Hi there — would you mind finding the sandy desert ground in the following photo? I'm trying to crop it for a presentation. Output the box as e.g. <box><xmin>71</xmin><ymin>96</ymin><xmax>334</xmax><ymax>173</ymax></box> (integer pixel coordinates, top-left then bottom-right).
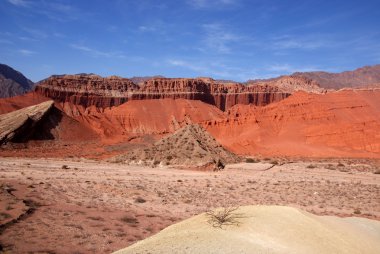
<box><xmin>0</xmin><ymin>157</ymin><xmax>379</xmax><ymax>253</ymax></box>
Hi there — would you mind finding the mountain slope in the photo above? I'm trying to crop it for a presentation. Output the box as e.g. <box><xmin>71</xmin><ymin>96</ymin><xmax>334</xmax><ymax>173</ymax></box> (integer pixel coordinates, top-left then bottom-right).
<box><xmin>293</xmin><ymin>64</ymin><xmax>380</xmax><ymax>89</ymax></box>
<box><xmin>0</xmin><ymin>64</ymin><xmax>34</xmax><ymax>98</ymax></box>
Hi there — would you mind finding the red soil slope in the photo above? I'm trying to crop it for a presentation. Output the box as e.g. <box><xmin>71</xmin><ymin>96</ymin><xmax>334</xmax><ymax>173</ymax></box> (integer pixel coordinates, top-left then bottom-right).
<box><xmin>205</xmin><ymin>89</ymin><xmax>380</xmax><ymax>158</ymax></box>
<box><xmin>0</xmin><ymin>92</ymin><xmax>49</xmax><ymax>114</ymax></box>
<box><xmin>63</xmin><ymin>98</ymin><xmax>226</xmax><ymax>142</ymax></box>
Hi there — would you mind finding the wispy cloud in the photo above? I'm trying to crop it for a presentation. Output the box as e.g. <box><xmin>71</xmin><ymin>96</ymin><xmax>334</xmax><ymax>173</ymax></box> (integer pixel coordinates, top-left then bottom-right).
<box><xmin>70</xmin><ymin>44</ymin><xmax>125</xmax><ymax>58</ymax></box>
<box><xmin>137</xmin><ymin>20</ymin><xmax>170</xmax><ymax>36</ymax></box>
<box><xmin>18</xmin><ymin>49</ymin><xmax>36</xmax><ymax>56</ymax></box>
<box><xmin>266</xmin><ymin>64</ymin><xmax>321</xmax><ymax>73</ymax></box>
<box><xmin>8</xmin><ymin>0</ymin><xmax>80</xmax><ymax>22</ymax></box>
<box><xmin>201</xmin><ymin>23</ymin><xmax>242</xmax><ymax>53</ymax></box>
<box><xmin>168</xmin><ymin>59</ymin><xmax>203</xmax><ymax>72</ymax></box>
<box><xmin>271</xmin><ymin>35</ymin><xmax>328</xmax><ymax>50</ymax></box>
<box><xmin>138</xmin><ymin>25</ymin><xmax>157</xmax><ymax>32</ymax></box>
<box><xmin>167</xmin><ymin>58</ymin><xmax>255</xmax><ymax>81</ymax></box>
<box><xmin>8</xmin><ymin>0</ymin><xmax>29</xmax><ymax>7</ymax></box>
<box><xmin>187</xmin><ymin>0</ymin><xmax>238</xmax><ymax>9</ymax></box>
<box><xmin>168</xmin><ymin>58</ymin><xmax>325</xmax><ymax>81</ymax></box>
<box><xmin>21</xmin><ymin>27</ymin><xmax>48</xmax><ymax>40</ymax></box>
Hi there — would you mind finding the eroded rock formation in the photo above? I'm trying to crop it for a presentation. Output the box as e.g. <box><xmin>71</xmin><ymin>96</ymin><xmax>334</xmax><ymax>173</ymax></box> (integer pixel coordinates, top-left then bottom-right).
<box><xmin>35</xmin><ymin>74</ymin><xmax>324</xmax><ymax>111</ymax></box>
<box><xmin>113</xmin><ymin>124</ymin><xmax>240</xmax><ymax>169</ymax></box>
<box><xmin>0</xmin><ymin>101</ymin><xmax>54</xmax><ymax>144</ymax></box>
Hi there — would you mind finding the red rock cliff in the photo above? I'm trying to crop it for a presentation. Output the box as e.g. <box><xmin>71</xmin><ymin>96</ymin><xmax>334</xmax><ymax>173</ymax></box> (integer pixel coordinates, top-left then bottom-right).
<box><xmin>35</xmin><ymin>74</ymin><xmax>323</xmax><ymax>111</ymax></box>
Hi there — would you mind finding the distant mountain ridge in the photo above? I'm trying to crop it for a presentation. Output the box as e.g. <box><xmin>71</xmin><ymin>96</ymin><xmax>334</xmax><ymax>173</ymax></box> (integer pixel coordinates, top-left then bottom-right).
<box><xmin>248</xmin><ymin>64</ymin><xmax>380</xmax><ymax>89</ymax></box>
<box><xmin>0</xmin><ymin>64</ymin><xmax>34</xmax><ymax>98</ymax></box>
<box><xmin>292</xmin><ymin>65</ymin><xmax>380</xmax><ymax>89</ymax></box>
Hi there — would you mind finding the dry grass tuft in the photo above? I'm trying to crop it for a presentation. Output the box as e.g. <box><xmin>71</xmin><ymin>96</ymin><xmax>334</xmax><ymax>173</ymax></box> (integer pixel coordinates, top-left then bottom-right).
<box><xmin>206</xmin><ymin>206</ymin><xmax>244</xmax><ymax>228</ymax></box>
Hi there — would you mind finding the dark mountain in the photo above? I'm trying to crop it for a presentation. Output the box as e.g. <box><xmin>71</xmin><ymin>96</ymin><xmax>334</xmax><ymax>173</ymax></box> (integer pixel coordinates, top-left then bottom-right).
<box><xmin>0</xmin><ymin>64</ymin><xmax>34</xmax><ymax>98</ymax></box>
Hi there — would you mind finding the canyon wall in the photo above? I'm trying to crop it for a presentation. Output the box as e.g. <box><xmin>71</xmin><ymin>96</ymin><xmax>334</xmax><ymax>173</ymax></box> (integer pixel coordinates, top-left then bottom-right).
<box><xmin>35</xmin><ymin>75</ymin><xmax>323</xmax><ymax>111</ymax></box>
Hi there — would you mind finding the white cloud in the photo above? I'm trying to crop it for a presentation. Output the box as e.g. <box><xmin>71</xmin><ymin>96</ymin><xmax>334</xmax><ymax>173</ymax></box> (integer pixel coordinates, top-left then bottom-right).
<box><xmin>138</xmin><ymin>25</ymin><xmax>156</xmax><ymax>32</ymax></box>
<box><xmin>8</xmin><ymin>0</ymin><xmax>29</xmax><ymax>7</ymax></box>
<box><xmin>8</xmin><ymin>0</ymin><xmax>80</xmax><ymax>22</ymax></box>
<box><xmin>201</xmin><ymin>23</ymin><xmax>242</xmax><ymax>53</ymax></box>
<box><xmin>167</xmin><ymin>58</ymin><xmax>255</xmax><ymax>81</ymax></box>
<box><xmin>270</xmin><ymin>34</ymin><xmax>330</xmax><ymax>50</ymax></box>
<box><xmin>187</xmin><ymin>0</ymin><xmax>237</xmax><ymax>9</ymax></box>
<box><xmin>168</xmin><ymin>59</ymin><xmax>203</xmax><ymax>72</ymax></box>
<box><xmin>18</xmin><ymin>49</ymin><xmax>36</xmax><ymax>56</ymax></box>
<box><xmin>70</xmin><ymin>44</ymin><xmax>125</xmax><ymax>58</ymax></box>
<box><xmin>266</xmin><ymin>64</ymin><xmax>320</xmax><ymax>74</ymax></box>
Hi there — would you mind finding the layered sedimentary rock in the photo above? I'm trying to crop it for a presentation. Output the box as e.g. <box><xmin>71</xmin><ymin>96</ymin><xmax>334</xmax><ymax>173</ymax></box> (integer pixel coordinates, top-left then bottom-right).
<box><xmin>205</xmin><ymin>89</ymin><xmax>380</xmax><ymax>158</ymax></box>
<box><xmin>0</xmin><ymin>101</ymin><xmax>54</xmax><ymax>144</ymax></box>
<box><xmin>35</xmin><ymin>74</ymin><xmax>323</xmax><ymax>111</ymax></box>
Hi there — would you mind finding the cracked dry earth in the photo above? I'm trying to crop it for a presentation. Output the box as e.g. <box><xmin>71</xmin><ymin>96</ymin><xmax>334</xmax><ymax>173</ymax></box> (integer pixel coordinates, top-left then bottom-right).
<box><xmin>0</xmin><ymin>158</ymin><xmax>379</xmax><ymax>253</ymax></box>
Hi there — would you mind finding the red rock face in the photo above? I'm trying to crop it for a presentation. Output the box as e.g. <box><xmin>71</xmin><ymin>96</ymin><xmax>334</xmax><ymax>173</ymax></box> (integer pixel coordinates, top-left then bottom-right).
<box><xmin>205</xmin><ymin>89</ymin><xmax>380</xmax><ymax>158</ymax></box>
<box><xmin>35</xmin><ymin>75</ymin><xmax>323</xmax><ymax>111</ymax></box>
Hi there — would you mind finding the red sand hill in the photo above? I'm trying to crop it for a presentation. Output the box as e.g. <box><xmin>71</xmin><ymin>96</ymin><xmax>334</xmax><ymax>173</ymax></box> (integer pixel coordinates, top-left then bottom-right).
<box><xmin>35</xmin><ymin>75</ymin><xmax>323</xmax><ymax>111</ymax></box>
<box><xmin>0</xmin><ymin>92</ymin><xmax>50</xmax><ymax>114</ymax></box>
<box><xmin>56</xmin><ymin>98</ymin><xmax>226</xmax><ymax>142</ymax></box>
<box><xmin>205</xmin><ymin>89</ymin><xmax>380</xmax><ymax>158</ymax></box>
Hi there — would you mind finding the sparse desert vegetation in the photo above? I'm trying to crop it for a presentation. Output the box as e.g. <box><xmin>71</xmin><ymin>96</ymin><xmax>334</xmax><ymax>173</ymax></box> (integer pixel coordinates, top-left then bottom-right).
<box><xmin>0</xmin><ymin>157</ymin><xmax>379</xmax><ymax>253</ymax></box>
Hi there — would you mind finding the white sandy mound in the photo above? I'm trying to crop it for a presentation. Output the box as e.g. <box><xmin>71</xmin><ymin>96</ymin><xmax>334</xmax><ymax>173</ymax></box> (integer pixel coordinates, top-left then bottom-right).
<box><xmin>114</xmin><ymin>205</ymin><xmax>380</xmax><ymax>254</ymax></box>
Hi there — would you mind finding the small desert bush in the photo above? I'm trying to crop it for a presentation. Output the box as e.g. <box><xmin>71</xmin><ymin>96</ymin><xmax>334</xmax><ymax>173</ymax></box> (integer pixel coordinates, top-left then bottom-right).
<box><xmin>353</xmin><ymin>208</ymin><xmax>361</xmax><ymax>215</ymax></box>
<box><xmin>206</xmin><ymin>207</ymin><xmax>243</xmax><ymax>228</ymax></box>
<box><xmin>121</xmin><ymin>216</ymin><xmax>138</xmax><ymax>224</ymax></box>
<box><xmin>307</xmin><ymin>164</ymin><xmax>316</xmax><ymax>169</ymax></box>
<box><xmin>0</xmin><ymin>212</ymin><xmax>11</xmax><ymax>219</ymax></box>
<box><xmin>271</xmin><ymin>160</ymin><xmax>279</xmax><ymax>165</ymax></box>
<box><xmin>62</xmin><ymin>165</ymin><xmax>69</xmax><ymax>169</ymax></box>
<box><xmin>134</xmin><ymin>197</ymin><xmax>146</xmax><ymax>203</ymax></box>
<box><xmin>245</xmin><ymin>158</ymin><xmax>258</xmax><ymax>163</ymax></box>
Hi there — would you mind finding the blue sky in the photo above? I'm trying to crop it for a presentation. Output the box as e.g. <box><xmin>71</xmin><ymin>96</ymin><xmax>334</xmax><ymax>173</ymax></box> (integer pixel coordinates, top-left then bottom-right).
<box><xmin>1</xmin><ymin>0</ymin><xmax>379</xmax><ymax>82</ymax></box>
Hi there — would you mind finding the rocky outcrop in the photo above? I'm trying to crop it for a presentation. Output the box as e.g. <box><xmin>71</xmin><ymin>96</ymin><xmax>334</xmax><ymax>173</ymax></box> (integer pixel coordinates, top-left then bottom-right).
<box><xmin>113</xmin><ymin>124</ymin><xmax>240</xmax><ymax>169</ymax></box>
<box><xmin>0</xmin><ymin>101</ymin><xmax>54</xmax><ymax>144</ymax></box>
<box><xmin>0</xmin><ymin>64</ymin><xmax>34</xmax><ymax>98</ymax></box>
<box><xmin>35</xmin><ymin>75</ymin><xmax>323</xmax><ymax>111</ymax></box>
